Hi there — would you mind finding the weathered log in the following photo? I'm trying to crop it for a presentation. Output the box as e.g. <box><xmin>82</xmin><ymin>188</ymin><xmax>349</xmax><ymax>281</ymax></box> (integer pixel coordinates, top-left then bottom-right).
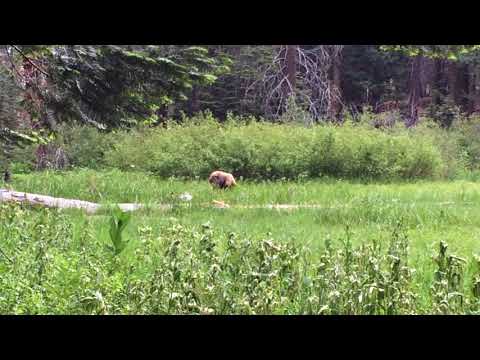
<box><xmin>0</xmin><ymin>188</ymin><xmax>150</xmax><ymax>214</ymax></box>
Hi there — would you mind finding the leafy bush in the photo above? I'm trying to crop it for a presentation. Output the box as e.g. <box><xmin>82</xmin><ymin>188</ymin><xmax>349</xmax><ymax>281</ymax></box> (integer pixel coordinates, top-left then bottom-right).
<box><xmin>105</xmin><ymin>112</ymin><xmax>445</xmax><ymax>181</ymax></box>
<box><xmin>7</xmin><ymin>123</ymin><xmax>117</xmax><ymax>172</ymax></box>
<box><xmin>8</xmin><ymin>112</ymin><xmax>476</xmax><ymax>181</ymax></box>
<box><xmin>451</xmin><ymin>116</ymin><xmax>480</xmax><ymax>171</ymax></box>
<box><xmin>52</xmin><ymin>124</ymin><xmax>117</xmax><ymax>169</ymax></box>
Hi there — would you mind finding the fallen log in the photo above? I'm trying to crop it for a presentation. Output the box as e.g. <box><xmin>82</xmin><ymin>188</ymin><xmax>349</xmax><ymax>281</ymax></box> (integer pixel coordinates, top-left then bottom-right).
<box><xmin>0</xmin><ymin>188</ymin><xmax>152</xmax><ymax>214</ymax></box>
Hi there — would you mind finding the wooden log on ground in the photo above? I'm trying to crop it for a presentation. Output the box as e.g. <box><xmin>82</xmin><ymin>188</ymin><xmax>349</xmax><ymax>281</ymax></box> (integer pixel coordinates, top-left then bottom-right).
<box><xmin>0</xmin><ymin>188</ymin><xmax>151</xmax><ymax>214</ymax></box>
<box><xmin>1</xmin><ymin>188</ymin><xmax>98</xmax><ymax>213</ymax></box>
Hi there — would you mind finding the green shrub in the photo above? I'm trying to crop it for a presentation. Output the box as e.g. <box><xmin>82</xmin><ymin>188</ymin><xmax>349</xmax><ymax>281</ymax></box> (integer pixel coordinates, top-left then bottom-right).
<box><xmin>54</xmin><ymin>124</ymin><xmax>117</xmax><ymax>169</ymax></box>
<box><xmin>7</xmin><ymin>112</ymin><xmax>471</xmax><ymax>181</ymax></box>
<box><xmin>7</xmin><ymin>123</ymin><xmax>117</xmax><ymax>172</ymax></box>
<box><xmin>451</xmin><ymin>116</ymin><xmax>480</xmax><ymax>171</ymax></box>
<box><xmin>104</xmin><ymin>113</ymin><xmax>446</xmax><ymax>181</ymax></box>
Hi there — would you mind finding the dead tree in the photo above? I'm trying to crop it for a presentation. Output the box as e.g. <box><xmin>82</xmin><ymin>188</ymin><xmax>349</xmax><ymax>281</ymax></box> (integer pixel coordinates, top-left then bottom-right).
<box><xmin>261</xmin><ymin>45</ymin><xmax>344</xmax><ymax>123</ymax></box>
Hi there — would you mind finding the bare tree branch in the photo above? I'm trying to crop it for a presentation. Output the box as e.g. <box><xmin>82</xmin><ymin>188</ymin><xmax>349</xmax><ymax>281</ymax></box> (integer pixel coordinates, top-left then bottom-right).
<box><xmin>4</xmin><ymin>46</ymin><xmax>24</xmax><ymax>82</ymax></box>
<box><xmin>260</xmin><ymin>45</ymin><xmax>344</xmax><ymax>122</ymax></box>
<box><xmin>10</xmin><ymin>45</ymin><xmax>50</xmax><ymax>77</ymax></box>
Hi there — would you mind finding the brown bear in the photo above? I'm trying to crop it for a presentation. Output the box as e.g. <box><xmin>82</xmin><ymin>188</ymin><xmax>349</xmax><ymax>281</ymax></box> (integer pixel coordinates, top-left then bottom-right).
<box><xmin>208</xmin><ymin>170</ymin><xmax>237</xmax><ymax>189</ymax></box>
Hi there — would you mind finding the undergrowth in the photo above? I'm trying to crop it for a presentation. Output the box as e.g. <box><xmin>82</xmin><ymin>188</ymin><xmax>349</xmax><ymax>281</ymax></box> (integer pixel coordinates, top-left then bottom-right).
<box><xmin>1</xmin><ymin>203</ymin><xmax>479</xmax><ymax>314</ymax></box>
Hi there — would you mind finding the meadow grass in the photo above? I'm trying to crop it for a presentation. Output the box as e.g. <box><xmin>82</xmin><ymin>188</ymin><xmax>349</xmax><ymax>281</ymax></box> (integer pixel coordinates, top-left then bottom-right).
<box><xmin>2</xmin><ymin>169</ymin><xmax>480</xmax><ymax>314</ymax></box>
<box><xmin>5</xmin><ymin>169</ymin><xmax>480</xmax><ymax>268</ymax></box>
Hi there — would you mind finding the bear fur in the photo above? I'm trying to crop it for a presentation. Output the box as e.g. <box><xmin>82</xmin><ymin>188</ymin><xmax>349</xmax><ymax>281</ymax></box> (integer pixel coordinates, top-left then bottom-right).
<box><xmin>208</xmin><ymin>170</ymin><xmax>237</xmax><ymax>189</ymax></box>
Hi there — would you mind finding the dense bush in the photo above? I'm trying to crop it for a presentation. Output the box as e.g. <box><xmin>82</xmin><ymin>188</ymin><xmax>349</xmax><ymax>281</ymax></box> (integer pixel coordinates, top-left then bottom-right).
<box><xmin>1</xmin><ymin>203</ymin><xmax>479</xmax><ymax>315</ymax></box>
<box><xmin>9</xmin><ymin>112</ymin><xmax>480</xmax><ymax>181</ymax></box>
<box><xmin>8</xmin><ymin>123</ymin><xmax>116</xmax><ymax>172</ymax></box>
<box><xmin>451</xmin><ymin>116</ymin><xmax>480</xmax><ymax>170</ymax></box>
<box><xmin>391</xmin><ymin>118</ymin><xmax>468</xmax><ymax>179</ymax></box>
<box><xmin>104</xmin><ymin>113</ymin><xmax>445</xmax><ymax>181</ymax></box>
<box><xmin>53</xmin><ymin>124</ymin><xmax>117</xmax><ymax>169</ymax></box>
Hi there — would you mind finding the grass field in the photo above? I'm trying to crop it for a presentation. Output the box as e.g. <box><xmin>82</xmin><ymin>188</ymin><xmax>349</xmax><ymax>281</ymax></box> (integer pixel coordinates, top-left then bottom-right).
<box><xmin>2</xmin><ymin>169</ymin><xmax>480</xmax><ymax>314</ymax></box>
<box><xmin>7</xmin><ymin>169</ymin><xmax>480</xmax><ymax>255</ymax></box>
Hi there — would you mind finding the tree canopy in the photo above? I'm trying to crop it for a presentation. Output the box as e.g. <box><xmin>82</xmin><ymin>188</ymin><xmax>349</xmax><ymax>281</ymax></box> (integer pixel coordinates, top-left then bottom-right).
<box><xmin>3</xmin><ymin>44</ymin><xmax>480</xmax><ymax>141</ymax></box>
<box><xmin>10</xmin><ymin>45</ymin><xmax>232</xmax><ymax>130</ymax></box>
<box><xmin>381</xmin><ymin>45</ymin><xmax>480</xmax><ymax>60</ymax></box>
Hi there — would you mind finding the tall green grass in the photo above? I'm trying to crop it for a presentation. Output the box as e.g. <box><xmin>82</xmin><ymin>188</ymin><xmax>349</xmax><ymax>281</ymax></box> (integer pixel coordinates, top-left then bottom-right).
<box><xmin>7</xmin><ymin>168</ymin><xmax>480</xmax><ymax>206</ymax></box>
<box><xmin>5</xmin><ymin>169</ymin><xmax>480</xmax><ymax>275</ymax></box>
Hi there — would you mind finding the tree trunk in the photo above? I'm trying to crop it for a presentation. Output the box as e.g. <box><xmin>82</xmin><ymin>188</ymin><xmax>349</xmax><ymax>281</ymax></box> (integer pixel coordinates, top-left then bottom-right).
<box><xmin>474</xmin><ymin>65</ymin><xmax>480</xmax><ymax>112</ymax></box>
<box><xmin>456</xmin><ymin>63</ymin><xmax>469</xmax><ymax>111</ymax></box>
<box><xmin>415</xmin><ymin>56</ymin><xmax>435</xmax><ymax>99</ymax></box>
<box><xmin>467</xmin><ymin>63</ymin><xmax>476</xmax><ymax>113</ymax></box>
<box><xmin>446</xmin><ymin>60</ymin><xmax>459</xmax><ymax>105</ymax></box>
<box><xmin>407</xmin><ymin>56</ymin><xmax>423</xmax><ymax>126</ymax></box>
<box><xmin>189</xmin><ymin>86</ymin><xmax>200</xmax><ymax>115</ymax></box>
<box><xmin>283</xmin><ymin>45</ymin><xmax>297</xmax><ymax>98</ymax></box>
<box><xmin>432</xmin><ymin>59</ymin><xmax>444</xmax><ymax>106</ymax></box>
<box><xmin>328</xmin><ymin>53</ymin><xmax>343</xmax><ymax>120</ymax></box>
<box><xmin>3</xmin><ymin>169</ymin><xmax>11</xmax><ymax>183</ymax></box>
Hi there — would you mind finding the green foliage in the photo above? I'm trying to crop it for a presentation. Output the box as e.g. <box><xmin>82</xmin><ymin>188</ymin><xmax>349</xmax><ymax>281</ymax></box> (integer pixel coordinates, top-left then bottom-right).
<box><xmin>381</xmin><ymin>45</ymin><xmax>480</xmax><ymax>60</ymax></box>
<box><xmin>6</xmin><ymin>123</ymin><xmax>117</xmax><ymax>172</ymax></box>
<box><xmin>10</xmin><ymin>113</ymin><xmax>478</xmax><ymax>182</ymax></box>
<box><xmin>0</xmin><ymin>67</ymin><xmax>22</xmax><ymax>170</ymax></box>
<box><xmin>52</xmin><ymin>123</ymin><xmax>116</xmax><ymax>169</ymax></box>
<box><xmin>109</xmin><ymin>206</ymin><xmax>131</xmax><ymax>256</ymax></box>
<box><xmin>416</xmin><ymin>97</ymin><xmax>464</xmax><ymax>129</ymax></box>
<box><xmin>412</xmin><ymin>119</ymin><xmax>468</xmax><ymax>179</ymax></box>
<box><xmin>103</xmin><ymin>113</ymin><xmax>444</xmax><ymax>181</ymax></box>
<box><xmin>7</xmin><ymin>45</ymin><xmax>231</xmax><ymax>130</ymax></box>
<box><xmin>450</xmin><ymin>116</ymin><xmax>480</xmax><ymax>170</ymax></box>
<box><xmin>181</xmin><ymin>46</ymin><xmax>274</xmax><ymax>119</ymax></box>
<box><xmin>1</xmin><ymin>201</ymin><xmax>480</xmax><ymax>314</ymax></box>
<box><xmin>0</xmin><ymin>67</ymin><xmax>48</xmax><ymax>172</ymax></box>
<box><xmin>430</xmin><ymin>240</ymin><xmax>471</xmax><ymax>314</ymax></box>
